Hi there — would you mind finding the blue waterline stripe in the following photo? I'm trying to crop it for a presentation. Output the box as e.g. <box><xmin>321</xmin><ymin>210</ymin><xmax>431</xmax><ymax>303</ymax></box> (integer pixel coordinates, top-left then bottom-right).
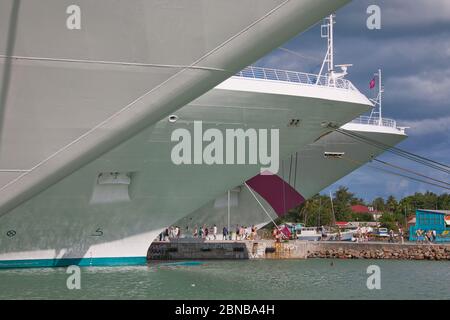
<box><xmin>156</xmin><ymin>261</ymin><xmax>204</xmax><ymax>267</ymax></box>
<box><xmin>0</xmin><ymin>256</ymin><xmax>147</xmax><ymax>269</ymax></box>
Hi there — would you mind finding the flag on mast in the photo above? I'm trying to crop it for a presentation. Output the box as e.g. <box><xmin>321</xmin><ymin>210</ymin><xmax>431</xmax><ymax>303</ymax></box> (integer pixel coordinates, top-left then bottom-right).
<box><xmin>369</xmin><ymin>77</ymin><xmax>376</xmax><ymax>89</ymax></box>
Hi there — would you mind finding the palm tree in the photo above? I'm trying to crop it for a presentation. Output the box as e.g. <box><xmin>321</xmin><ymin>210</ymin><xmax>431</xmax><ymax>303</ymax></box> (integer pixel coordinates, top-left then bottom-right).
<box><xmin>386</xmin><ymin>195</ymin><xmax>398</xmax><ymax>213</ymax></box>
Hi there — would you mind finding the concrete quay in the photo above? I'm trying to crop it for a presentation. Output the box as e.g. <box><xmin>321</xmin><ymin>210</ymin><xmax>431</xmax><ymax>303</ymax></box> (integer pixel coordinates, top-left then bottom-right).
<box><xmin>147</xmin><ymin>239</ymin><xmax>450</xmax><ymax>261</ymax></box>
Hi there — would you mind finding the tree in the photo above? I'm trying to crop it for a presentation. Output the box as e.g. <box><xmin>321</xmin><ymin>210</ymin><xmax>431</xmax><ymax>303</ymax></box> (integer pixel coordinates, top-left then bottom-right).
<box><xmin>333</xmin><ymin>186</ymin><xmax>354</xmax><ymax>221</ymax></box>
<box><xmin>437</xmin><ymin>193</ymin><xmax>450</xmax><ymax>209</ymax></box>
<box><xmin>277</xmin><ymin>194</ymin><xmax>334</xmax><ymax>227</ymax></box>
<box><xmin>372</xmin><ymin>197</ymin><xmax>385</xmax><ymax>212</ymax></box>
<box><xmin>379</xmin><ymin>212</ymin><xmax>398</xmax><ymax>231</ymax></box>
<box><xmin>386</xmin><ymin>195</ymin><xmax>398</xmax><ymax>213</ymax></box>
<box><xmin>350</xmin><ymin>212</ymin><xmax>374</xmax><ymax>222</ymax></box>
<box><xmin>350</xmin><ymin>197</ymin><xmax>365</xmax><ymax>206</ymax></box>
<box><xmin>274</xmin><ymin>189</ymin><xmax>450</xmax><ymax>229</ymax></box>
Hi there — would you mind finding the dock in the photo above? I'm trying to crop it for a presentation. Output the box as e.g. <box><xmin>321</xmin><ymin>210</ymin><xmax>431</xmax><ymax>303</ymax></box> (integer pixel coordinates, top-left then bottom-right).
<box><xmin>148</xmin><ymin>240</ymin><xmax>450</xmax><ymax>261</ymax></box>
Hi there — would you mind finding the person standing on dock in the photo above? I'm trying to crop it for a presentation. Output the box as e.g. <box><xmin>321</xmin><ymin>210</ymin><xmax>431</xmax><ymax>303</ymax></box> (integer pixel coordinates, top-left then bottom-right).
<box><xmin>389</xmin><ymin>229</ymin><xmax>395</xmax><ymax>243</ymax></box>
<box><xmin>272</xmin><ymin>228</ymin><xmax>277</xmax><ymax>240</ymax></box>
<box><xmin>213</xmin><ymin>224</ymin><xmax>217</xmax><ymax>240</ymax></box>
<box><xmin>222</xmin><ymin>226</ymin><xmax>228</xmax><ymax>240</ymax></box>
<box><xmin>193</xmin><ymin>226</ymin><xmax>198</xmax><ymax>238</ymax></box>
<box><xmin>164</xmin><ymin>227</ymin><xmax>169</xmax><ymax>241</ymax></box>
<box><xmin>398</xmin><ymin>227</ymin><xmax>404</xmax><ymax>244</ymax></box>
<box><xmin>250</xmin><ymin>225</ymin><xmax>257</xmax><ymax>240</ymax></box>
<box><xmin>427</xmin><ymin>230</ymin><xmax>431</xmax><ymax>243</ymax></box>
<box><xmin>415</xmin><ymin>229</ymin><xmax>421</xmax><ymax>243</ymax></box>
<box><xmin>245</xmin><ymin>226</ymin><xmax>251</xmax><ymax>240</ymax></box>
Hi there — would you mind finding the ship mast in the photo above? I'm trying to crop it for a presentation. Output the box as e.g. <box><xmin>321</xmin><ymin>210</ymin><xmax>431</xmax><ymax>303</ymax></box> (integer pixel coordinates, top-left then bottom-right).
<box><xmin>317</xmin><ymin>14</ymin><xmax>351</xmax><ymax>85</ymax></box>
<box><xmin>327</xmin><ymin>14</ymin><xmax>334</xmax><ymax>76</ymax></box>
<box><xmin>370</xmin><ymin>69</ymin><xmax>384</xmax><ymax>125</ymax></box>
<box><xmin>317</xmin><ymin>14</ymin><xmax>335</xmax><ymax>81</ymax></box>
<box><xmin>379</xmin><ymin>69</ymin><xmax>383</xmax><ymax>123</ymax></box>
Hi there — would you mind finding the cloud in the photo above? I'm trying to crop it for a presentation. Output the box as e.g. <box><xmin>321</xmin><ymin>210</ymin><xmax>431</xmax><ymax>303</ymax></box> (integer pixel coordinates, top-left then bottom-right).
<box><xmin>386</xmin><ymin>178</ymin><xmax>410</xmax><ymax>196</ymax></box>
<box><xmin>255</xmin><ymin>49</ymin><xmax>319</xmax><ymax>74</ymax></box>
<box><xmin>401</xmin><ymin>116</ymin><xmax>450</xmax><ymax>136</ymax></box>
<box><xmin>387</xmin><ymin>68</ymin><xmax>450</xmax><ymax>111</ymax></box>
<box><xmin>381</xmin><ymin>0</ymin><xmax>450</xmax><ymax>28</ymax></box>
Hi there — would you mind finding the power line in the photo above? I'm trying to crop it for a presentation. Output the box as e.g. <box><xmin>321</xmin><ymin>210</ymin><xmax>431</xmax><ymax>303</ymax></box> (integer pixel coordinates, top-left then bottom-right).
<box><xmin>338</xmin><ymin>128</ymin><xmax>450</xmax><ymax>172</ymax></box>
<box><xmin>372</xmin><ymin>158</ymin><xmax>450</xmax><ymax>187</ymax></box>
<box><xmin>342</xmin><ymin>156</ymin><xmax>450</xmax><ymax>191</ymax></box>
<box><xmin>334</xmin><ymin>127</ymin><xmax>450</xmax><ymax>175</ymax></box>
<box><xmin>347</xmin><ymin>129</ymin><xmax>450</xmax><ymax>170</ymax></box>
<box><xmin>278</xmin><ymin>47</ymin><xmax>322</xmax><ymax>63</ymax></box>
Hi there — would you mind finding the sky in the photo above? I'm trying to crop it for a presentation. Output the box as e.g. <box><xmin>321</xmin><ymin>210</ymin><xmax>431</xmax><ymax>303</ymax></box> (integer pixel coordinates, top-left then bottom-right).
<box><xmin>255</xmin><ymin>0</ymin><xmax>450</xmax><ymax>202</ymax></box>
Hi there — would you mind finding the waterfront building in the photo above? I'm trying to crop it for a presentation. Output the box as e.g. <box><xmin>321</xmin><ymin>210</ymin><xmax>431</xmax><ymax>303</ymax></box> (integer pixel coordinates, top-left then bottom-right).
<box><xmin>409</xmin><ymin>209</ymin><xmax>450</xmax><ymax>243</ymax></box>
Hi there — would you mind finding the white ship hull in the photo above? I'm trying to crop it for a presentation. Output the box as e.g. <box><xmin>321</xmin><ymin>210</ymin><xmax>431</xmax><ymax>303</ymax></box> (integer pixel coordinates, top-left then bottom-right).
<box><xmin>179</xmin><ymin>123</ymin><xmax>407</xmax><ymax>229</ymax></box>
<box><xmin>0</xmin><ymin>0</ymin><xmax>350</xmax><ymax>215</ymax></box>
<box><xmin>0</xmin><ymin>76</ymin><xmax>370</xmax><ymax>268</ymax></box>
<box><xmin>0</xmin><ymin>0</ymin><xmax>354</xmax><ymax>267</ymax></box>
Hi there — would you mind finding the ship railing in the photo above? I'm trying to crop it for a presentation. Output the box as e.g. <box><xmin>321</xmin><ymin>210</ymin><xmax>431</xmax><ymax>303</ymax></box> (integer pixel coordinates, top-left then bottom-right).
<box><xmin>350</xmin><ymin>116</ymin><xmax>397</xmax><ymax>128</ymax></box>
<box><xmin>234</xmin><ymin>66</ymin><xmax>357</xmax><ymax>91</ymax></box>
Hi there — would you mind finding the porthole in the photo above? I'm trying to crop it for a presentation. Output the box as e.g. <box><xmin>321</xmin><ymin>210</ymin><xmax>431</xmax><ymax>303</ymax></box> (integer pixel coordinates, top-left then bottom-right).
<box><xmin>168</xmin><ymin>115</ymin><xmax>179</xmax><ymax>123</ymax></box>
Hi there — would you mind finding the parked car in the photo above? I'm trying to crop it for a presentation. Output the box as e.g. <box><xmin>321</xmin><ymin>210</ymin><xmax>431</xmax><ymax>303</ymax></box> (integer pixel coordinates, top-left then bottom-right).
<box><xmin>377</xmin><ymin>228</ymin><xmax>389</xmax><ymax>237</ymax></box>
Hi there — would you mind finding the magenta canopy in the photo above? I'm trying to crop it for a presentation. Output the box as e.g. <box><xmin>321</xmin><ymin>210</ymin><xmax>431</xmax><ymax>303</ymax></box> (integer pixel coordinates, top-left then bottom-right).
<box><xmin>246</xmin><ymin>174</ymin><xmax>305</xmax><ymax>216</ymax></box>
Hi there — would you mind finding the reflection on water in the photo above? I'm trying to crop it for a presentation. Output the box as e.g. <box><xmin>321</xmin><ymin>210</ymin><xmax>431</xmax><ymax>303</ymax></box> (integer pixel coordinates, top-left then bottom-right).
<box><xmin>0</xmin><ymin>260</ymin><xmax>449</xmax><ymax>300</ymax></box>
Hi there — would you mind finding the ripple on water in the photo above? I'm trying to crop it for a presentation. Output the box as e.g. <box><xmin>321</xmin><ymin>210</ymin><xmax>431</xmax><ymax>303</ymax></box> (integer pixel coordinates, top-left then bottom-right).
<box><xmin>0</xmin><ymin>259</ymin><xmax>449</xmax><ymax>299</ymax></box>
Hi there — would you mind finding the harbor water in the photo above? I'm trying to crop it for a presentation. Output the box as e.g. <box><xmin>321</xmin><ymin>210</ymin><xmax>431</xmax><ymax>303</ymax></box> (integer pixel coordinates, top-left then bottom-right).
<box><xmin>1</xmin><ymin>259</ymin><xmax>449</xmax><ymax>300</ymax></box>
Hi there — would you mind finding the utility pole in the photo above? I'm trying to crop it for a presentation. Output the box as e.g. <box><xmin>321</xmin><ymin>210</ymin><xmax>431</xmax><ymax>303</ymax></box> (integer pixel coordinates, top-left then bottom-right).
<box><xmin>318</xmin><ymin>197</ymin><xmax>322</xmax><ymax>228</ymax></box>
<box><xmin>227</xmin><ymin>190</ymin><xmax>230</xmax><ymax>232</ymax></box>
<box><xmin>404</xmin><ymin>206</ymin><xmax>407</xmax><ymax>228</ymax></box>
<box><xmin>329</xmin><ymin>191</ymin><xmax>336</xmax><ymax>226</ymax></box>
